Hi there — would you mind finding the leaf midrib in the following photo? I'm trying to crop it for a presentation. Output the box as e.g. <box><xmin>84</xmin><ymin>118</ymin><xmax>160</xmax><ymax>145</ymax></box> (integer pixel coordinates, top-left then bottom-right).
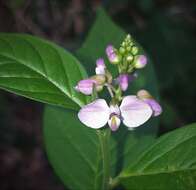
<box><xmin>0</xmin><ymin>52</ymin><xmax>81</xmax><ymax>106</ymax></box>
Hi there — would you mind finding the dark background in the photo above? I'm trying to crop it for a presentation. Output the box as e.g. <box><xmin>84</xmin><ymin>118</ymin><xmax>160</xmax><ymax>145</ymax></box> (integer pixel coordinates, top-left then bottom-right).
<box><xmin>0</xmin><ymin>0</ymin><xmax>196</xmax><ymax>189</ymax></box>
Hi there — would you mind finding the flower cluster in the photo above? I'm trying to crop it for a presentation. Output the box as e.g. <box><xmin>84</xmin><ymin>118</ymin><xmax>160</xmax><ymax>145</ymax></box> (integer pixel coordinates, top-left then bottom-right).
<box><xmin>75</xmin><ymin>34</ymin><xmax>162</xmax><ymax>131</ymax></box>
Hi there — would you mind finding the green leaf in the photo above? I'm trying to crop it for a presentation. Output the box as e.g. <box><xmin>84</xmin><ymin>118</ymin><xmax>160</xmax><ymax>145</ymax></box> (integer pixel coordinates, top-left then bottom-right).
<box><xmin>118</xmin><ymin>123</ymin><xmax>196</xmax><ymax>190</ymax></box>
<box><xmin>44</xmin><ymin>106</ymin><xmax>104</xmax><ymax>190</ymax></box>
<box><xmin>76</xmin><ymin>8</ymin><xmax>160</xmax><ymax>176</ymax></box>
<box><xmin>0</xmin><ymin>33</ymin><xmax>88</xmax><ymax>110</ymax></box>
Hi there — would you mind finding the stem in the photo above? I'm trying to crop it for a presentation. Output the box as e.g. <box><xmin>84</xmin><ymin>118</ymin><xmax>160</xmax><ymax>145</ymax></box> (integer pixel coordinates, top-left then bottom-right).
<box><xmin>105</xmin><ymin>84</ymin><xmax>114</xmax><ymax>98</ymax></box>
<box><xmin>91</xmin><ymin>83</ymin><xmax>98</xmax><ymax>101</ymax></box>
<box><xmin>98</xmin><ymin>129</ymin><xmax>111</xmax><ymax>190</ymax></box>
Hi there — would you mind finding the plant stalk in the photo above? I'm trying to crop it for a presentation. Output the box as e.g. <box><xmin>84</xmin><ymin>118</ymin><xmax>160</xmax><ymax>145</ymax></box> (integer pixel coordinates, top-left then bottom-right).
<box><xmin>98</xmin><ymin>129</ymin><xmax>111</xmax><ymax>190</ymax></box>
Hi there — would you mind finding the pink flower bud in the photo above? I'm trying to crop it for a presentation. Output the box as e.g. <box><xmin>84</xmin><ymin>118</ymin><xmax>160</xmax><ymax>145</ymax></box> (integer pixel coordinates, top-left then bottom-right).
<box><xmin>106</xmin><ymin>45</ymin><xmax>120</xmax><ymax>64</ymax></box>
<box><xmin>134</xmin><ymin>55</ymin><xmax>147</xmax><ymax>69</ymax></box>
<box><xmin>118</xmin><ymin>74</ymin><xmax>129</xmax><ymax>91</ymax></box>
<box><xmin>106</xmin><ymin>45</ymin><xmax>115</xmax><ymax>55</ymax></box>
<box><xmin>75</xmin><ymin>79</ymin><xmax>97</xmax><ymax>95</ymax></box>
<box><xmin>95</xmin><ymin>58</ymin><xmax>106</xmax><ymax>75</ymax></box>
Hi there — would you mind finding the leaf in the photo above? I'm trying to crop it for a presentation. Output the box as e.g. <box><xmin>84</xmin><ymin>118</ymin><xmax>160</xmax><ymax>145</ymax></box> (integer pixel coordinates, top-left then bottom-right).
<box><xmin>44</xmin><ymin>106</ymin><xmax>104</xmax><ymax>190</ymax></box>
<box><xmin>0</xmin><ymin>33</ymin><xmax>88</xmax><ymax>110</ymax></box>
<box><xmin>76</xmin><ymin>8</ymin><xmax>160</xmax><ymax>176</ymax></box>
<box><xmin>118</xmin><ymin>123</ymin><xmax>196</xmax><ymax>190</ymax></box>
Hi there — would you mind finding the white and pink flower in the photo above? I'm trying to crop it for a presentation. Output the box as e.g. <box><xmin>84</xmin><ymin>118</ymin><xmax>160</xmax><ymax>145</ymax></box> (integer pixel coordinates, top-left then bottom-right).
<box><xmin>78</xmin><ymin>93</ymin><xmax>161</xmax><ymax>131</ymax></box>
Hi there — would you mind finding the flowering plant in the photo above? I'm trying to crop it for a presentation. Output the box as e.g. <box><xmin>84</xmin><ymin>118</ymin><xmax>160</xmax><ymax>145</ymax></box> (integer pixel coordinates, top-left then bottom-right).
<box><xmin>76</xmin><ymin>35</ymin><xmax>162</xmax><ymax>131</ymax></box>
<box><xmin>0</xmin><ymin>9</ymin><xmax>196</xmax><ymax>190</ymax></box>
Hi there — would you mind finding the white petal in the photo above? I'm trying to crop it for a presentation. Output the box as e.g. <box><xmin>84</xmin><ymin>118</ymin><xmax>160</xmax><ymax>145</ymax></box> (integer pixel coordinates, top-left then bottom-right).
<box><xmin>78</xmin><ymin>99</ymin><xmax>110</xmax><ymax>129</ymax></box>
<box><xmin>120</xmin><ymin>95</ymin><xmax>153</xmax><ymax>128</ymax></box>
<box><xmin>109</xmin><ymin>104</ymin><xmax>120</xmax><ymax>115</ymax></box>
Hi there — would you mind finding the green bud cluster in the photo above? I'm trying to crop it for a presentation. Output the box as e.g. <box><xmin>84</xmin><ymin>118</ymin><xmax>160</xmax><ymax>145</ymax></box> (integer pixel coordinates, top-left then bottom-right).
<box><xmin>115</xmin><ymin>34</ymin><xmax>141</xmax><ymax>74</ymax></box>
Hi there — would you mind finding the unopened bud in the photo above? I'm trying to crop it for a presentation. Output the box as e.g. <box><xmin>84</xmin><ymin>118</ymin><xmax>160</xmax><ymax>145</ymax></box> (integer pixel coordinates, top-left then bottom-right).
<box><xmin>106</xmin><ymin>45</ymin><xmax>121</xmax><ymax>64</ymax></box>
<box><xmin>137</xmin><ymin>89</ymin><xmax>152</xmax><ymax>99</ymax></box>
<box><xmin>126</xmin><ymin>54</ymin><xmax>133</xmax><ymax>62</ymax></box>
<box><xmin>134</xmin><ymin>55</ymin><xmax>147</xmax><ymax>69</ymax></box>
<box><xmin>119</xmin><ymin>47</ymin><xmax>126</xmax><ymax>54</ymax></box>
<box><xmin>118</xmin><ymin>74</ymin><xmax>129</xmax><ymax>91</ymax></box>
<box><xmin>95</xmin><ymin>58</ymin><xmax>106</xmax><ymax>75</ymax></box>
<box><xmin>132</xmin><ymin>46</ymin><xmax>139</xmax><ymax>55</ymax></box>
<box><xmin>75</xmin><ymin>79</ymin><xmax>97</xmax><ymax>95</ymax></box>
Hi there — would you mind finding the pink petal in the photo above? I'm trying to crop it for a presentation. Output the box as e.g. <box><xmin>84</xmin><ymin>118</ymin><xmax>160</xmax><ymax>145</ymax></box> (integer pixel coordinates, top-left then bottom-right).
<box><xmin>78</xmin><ymin>99</ymin><xmax>110</xmax><ymax>129</ymax></box>
<box><xmin>120</xmin><ymin>96</ymin><xmax>153</xmax><ymax>128</ymax></box>
<box><xmin>144</xmin><ymin>99</ymin><xmax>162</xmax><ymax>117</ymax></box>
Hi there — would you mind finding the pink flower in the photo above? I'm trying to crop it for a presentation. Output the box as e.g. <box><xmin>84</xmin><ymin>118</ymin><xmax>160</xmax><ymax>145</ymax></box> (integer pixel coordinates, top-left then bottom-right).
<box><xmin>78</xmin><ymin>95</ymin><xmax>153</xmax><ymax>131</ymax></box>
<box><xmin>75</xmin><ymin>79</ymin><xmax>97</xmax><ymax>95</ymax></box>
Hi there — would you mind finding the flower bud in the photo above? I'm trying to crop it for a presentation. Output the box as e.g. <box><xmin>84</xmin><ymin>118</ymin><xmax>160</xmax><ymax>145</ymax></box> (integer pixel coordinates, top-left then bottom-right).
<box><xmin>118</xmin><ymin>74</ymin><xmax>129</xmax><ymax>91</ymax></box>
<box><xmin>106</xmin><ymin>44</ymin><xmax>115</xmax><ymax>55</ymax></box>
<box><xmin>137</xmin><ymin>89</ymin><xmax>162</xmax><ymax>117</ymax></box>
<box><xmin>126</xmin><ymin>54</ymin><xmax>133</xmax><ymax>62</ymax></box>
<box><xmin>134</xmin><ymin>55</ymin><xmax>147</xmax><ymax>69</ymax></box>
<box><xmin>95</xmin><ymin>58</ymin><xmax>106</xmax><ymax>75</ymax></box>
<box><xmin>75</xmin><ymin>79</ymin><xmax>98</xmax><ymax>95</ymax></box>
<box><xmin>137</xmin><ymin>89</ymin><xmax>152</xmax><ymax>99</ymax></box>
<box><xmin>106</xmin><ymin>45</ymin><xmax>121</xmax><ymax>64</ymax></box>
<box><xmin>119</xmin><ymin>47</ymin><xmax>125</xmax><ymax>54</ymax></box>
<box><xmin>132</xmin><ymin>46</ymin><xmax>139</xmax><ymax>55</ymax></box>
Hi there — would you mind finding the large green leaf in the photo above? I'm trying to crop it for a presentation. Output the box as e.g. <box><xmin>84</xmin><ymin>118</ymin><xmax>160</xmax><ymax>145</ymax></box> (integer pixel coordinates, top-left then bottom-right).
<box><xmin>76</xmin><ymin>8</ymin><xmax>159</xmax><ymax>176</ymax></box>
<box><xmin>43</xmin><ymin>8</ymin><xmax>161</xmax><ymax>190</ymax></box>
<box><xmin>0</xmin><ymin>34</ymin><xmax>88</xmax><ymax>110</ymax></box>
<box><xmin>44</xmin><ymin>106</ymin><xmax>104</xmax><ymax>190</ymax></box>
<box><xmin>118</xmin><ymin>123</ymin><xmax>196</xmax><ymax>189</ymax></box>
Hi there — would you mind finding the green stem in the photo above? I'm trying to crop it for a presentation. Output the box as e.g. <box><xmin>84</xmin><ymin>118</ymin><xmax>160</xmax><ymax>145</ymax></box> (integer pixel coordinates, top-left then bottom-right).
<box><xmin>98</xmin><ymin>129</ymin><xmax>111</xmax><ymax>190</ymax></box>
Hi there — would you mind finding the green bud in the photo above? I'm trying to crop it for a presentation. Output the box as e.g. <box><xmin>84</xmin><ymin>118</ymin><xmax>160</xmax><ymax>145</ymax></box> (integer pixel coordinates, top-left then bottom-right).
<box><xmin>126</xmin><ymin>46</ymin><xmax>131</xmax><ymax>52</ymax></box>
<box><xmin>132</xmin><ymin>46</ymin><xmax>139</xmax><ymax>55</ymax></box>
<box><xmin>119</xmin><ymin>47</ymin><xmax>126</xmax><ymax>54</ymax></box>
<box><xmin>122</xmin><ymin>42</ymin><xmax>126</xmax><ymax>47</ymax></box>
<box><xmin>126</xmin><ymin>54</ymin><xmax>134</xmax><ymax>62</ymax></box>
<box><xmin>126</xmin><ymin>34</ymin><xmax>131</xmax><ymax>42</ymax></box>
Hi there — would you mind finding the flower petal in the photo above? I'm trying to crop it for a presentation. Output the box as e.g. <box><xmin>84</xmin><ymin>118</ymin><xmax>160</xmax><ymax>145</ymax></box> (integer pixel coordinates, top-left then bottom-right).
<box><xmin>120</xmin><ymin>95</ymin><xmax>153</xmax><ymax>128</ymax></box>
<box><xmin>144</xmin><ymin>99</ymin><xmax>162</xmax><ymax>117</ymax></box>
<box><xmin>108</xmin><ymin>115</ymin><xmax>121</xmax><ymax>131</ymax></box>
<box><xmin>78</xmin><ymin>99</ymin><xmax>110</xmax><ymax>129</ymax></box>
